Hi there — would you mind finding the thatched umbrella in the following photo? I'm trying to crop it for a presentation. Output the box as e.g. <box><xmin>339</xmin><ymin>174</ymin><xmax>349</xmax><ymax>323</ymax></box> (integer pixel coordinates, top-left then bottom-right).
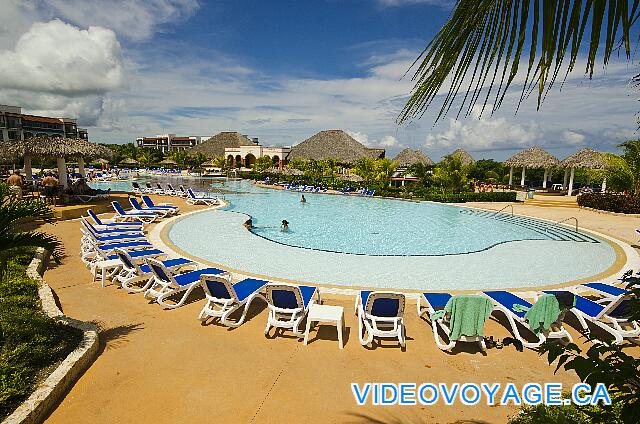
<box><xmin>93</xmin><ymin>158</ymin><xmax>110</xmax><ymax>165</ymax></box>
<box><xmin>159</xmin><ymin>158</ymin><xmax>177</xmax><ymax>166</ymax></box>
<box><xmin>344</xmin><ymin>173</ymin><xmax>364</xmax><ymax>182</ymax></box>
<box><xmin>120</xmin><ymin>157</ymin><xmax>139</xmax><ymax>165</ymax></box>
<box><xmin>287</xmin><ymin>130</ymin><xmax>384</xmax><ymax>164</ymax></box>
<box><xmin>188</xmin><ymin>132</ymin><xmax>256</xmax><ymax>158</ymax></box>
<box><xmin>4</xmin><ymin>135</ymin><xmax>115</xmax><ymax>187</ymax></box>
<box><xmin>560</xmin><ymin>148</ymin><xmax>609</xmax><ymax>196</ymax></box>
<box><xmin>449</xmin><ymin>148</ymin><xmax>475</xmax><ymax>165</ymax></box>
<box><xmin>504</xmin><ymin>146</ymin><xmax>560</xmax><ymax>188</ymax></box>
<box><xmin>393</xmin><ymin>148</ymin><xmax>435</xmax><ymax>167</ymax></box>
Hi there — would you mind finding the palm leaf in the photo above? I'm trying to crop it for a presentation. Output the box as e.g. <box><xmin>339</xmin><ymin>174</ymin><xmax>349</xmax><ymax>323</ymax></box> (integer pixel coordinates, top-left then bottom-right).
<box><xmin>399</xmin><ymin>0</ymin><xmax>640</xmax><ymax>124</ymax></box>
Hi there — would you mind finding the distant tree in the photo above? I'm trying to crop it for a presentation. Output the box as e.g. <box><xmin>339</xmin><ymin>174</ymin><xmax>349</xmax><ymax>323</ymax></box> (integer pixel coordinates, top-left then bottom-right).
<box><xmin>253</xmin><ymin>156</ymin><xmax>273</xmax><ymax>172</ymax></box>
<box><xmin>618</xmin><ymin>140</ymin><xmax>640</xmax><ymax>194</ymax></box>
<box><xmin>406</xmin><ymin>162</ymin><xmax>433</xmax><ymax>187</ymax></box>
<box><xmin>468</xmin><ymin>159</ymin><xmax>505</xmax><ymax>182</ymax></box>
<box><xmin>352</xmin><ymin>158</ymin><xmax>377</xmax><ymax>184</ymax></box>
<box><xmin>433</xmin><ymin>155</ymin><xmax>469</xmax><ymax>194</ymax></box>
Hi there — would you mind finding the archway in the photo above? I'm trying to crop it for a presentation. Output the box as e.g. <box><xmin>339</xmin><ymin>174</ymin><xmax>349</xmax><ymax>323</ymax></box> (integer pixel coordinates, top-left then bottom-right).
<box><xmin>227</xmin><ymin>155</ymin><xmax>234</xmax><ymax>167</ymax></box>
<box><xmin>272</xmin><ymin>155</ymin><xmax>280</xmax><ymax>166</ymax></box>
<box><xmin>244</xmin><ymin>153</ymin><xmax>256</xmax><ymax>168</ymax></box>
<box><xmin>235</xmin><ymin>155</ymin><xmax>242</xmax><ymax>168</ymax></box>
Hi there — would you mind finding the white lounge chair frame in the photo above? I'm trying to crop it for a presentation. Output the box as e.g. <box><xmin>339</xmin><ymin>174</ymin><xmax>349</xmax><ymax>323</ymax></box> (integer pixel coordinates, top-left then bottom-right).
<box><xmin>264</xmin><ymin>283</ymin><xmax>320</xmax><ymax>337</ymax></box>
<box><xmin>197</xmin><ymin>275</ymin><xmax>266</xmax><ymax>327</ymax></box>
<box><xmin>355</xmin><ymin>291</ymin><xmax>406</xmax><ymax>347</ymax></box>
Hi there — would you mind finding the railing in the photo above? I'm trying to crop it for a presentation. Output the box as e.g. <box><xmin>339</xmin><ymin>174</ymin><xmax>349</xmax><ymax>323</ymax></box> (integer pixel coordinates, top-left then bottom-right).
<box><xmin>493</xmin><ymin>204</ymin><xmax>514</xmax><ymax>217</ymax></box>
<box><xmin>555</xmin><ymin>216</ymin><xmax>579</xmax><ymax>232</ymax></box>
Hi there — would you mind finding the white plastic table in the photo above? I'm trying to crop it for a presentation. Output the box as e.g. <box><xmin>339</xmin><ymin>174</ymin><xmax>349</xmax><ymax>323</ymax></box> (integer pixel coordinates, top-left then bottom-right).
<box><xmin>303</xmin><ymin>304</ymin><xmax>345</xmax><ymax>349</ymax></box>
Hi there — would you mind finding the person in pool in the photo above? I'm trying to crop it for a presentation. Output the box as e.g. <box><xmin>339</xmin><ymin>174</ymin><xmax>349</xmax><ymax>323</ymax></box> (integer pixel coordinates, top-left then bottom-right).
<box><xmin>243</xmin><ymin>218</ymin><xmax>253</xmax><ymax>229</ymax></box>
<box><xmin>281</xmin><ymin>220</ymin><xmax>289</xmax><ymax>231</ymax></box>
<box><xmin>300</xmin><ymin>194</ymin><xmax>306</xmax><ymax>203</ymax></box>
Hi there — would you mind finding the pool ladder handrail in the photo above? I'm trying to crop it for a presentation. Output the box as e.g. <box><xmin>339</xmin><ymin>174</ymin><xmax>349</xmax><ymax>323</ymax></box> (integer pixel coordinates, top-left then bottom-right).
<box><xmin>492</xmin><ymin>204</ymin><xmax>514</xmax><ymax>217</ymax></box>
<box><xmin>553</xmin><ymin>216</ymin><xmax>579</xmax><ymax>232</ymax></box>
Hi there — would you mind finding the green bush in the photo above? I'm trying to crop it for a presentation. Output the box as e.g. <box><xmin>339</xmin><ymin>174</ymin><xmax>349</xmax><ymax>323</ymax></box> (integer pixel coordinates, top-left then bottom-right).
<box><xmin>0</xmin><ymin>252</ymin><xmax>82</xmax><ymax>419</ymax></box>
<box><xmin>577</xmin><ymin>193</ymin><xmax>640</xmax><ymax>214</ymax></box>
<box><xmin>421</xmin><ymin>191</ymin><xmax>518</xmax><ymax>203</ymax></box>
<box><xmin>508</xmin><ymin>394</ymin><xmax>624</xmax><ymax>424</ymax></box>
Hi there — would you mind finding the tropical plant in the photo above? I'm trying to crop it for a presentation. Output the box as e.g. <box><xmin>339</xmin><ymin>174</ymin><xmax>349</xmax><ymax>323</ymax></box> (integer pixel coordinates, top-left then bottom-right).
<box><xmin>206</xmin><ymin>155</ymin><xmax>226</xmax><ymax>168</ymax></box>
<box><xmin>286</xmin><ymin>158</ymin><xmax>308</xmax><ymax>172</ymax></box>
<box><xmin>432</xmin><ymin>155</ymin><xmax>469</xmax><ymax>193</ymax></box>
<box><xmin>352</xmin><ymin>158</ymin><xmax>377</xmax><ymax>185</ymax></box>
<box><xmin>0</xmin><ymin>184</ymin><xmax>61</xmax><ymax>279</ymax></box>
<box><xmin>618</xmin><ymin>140</ymin><xmax>640</xmax><ymax>194</ymax></box>
<box><xmin>253</xmin><ymin>156</ymin><xmax>273</xmax><ymax>172</ymax></box>
<box><xmin>589</xmin><ymin>153</ymin><xmax>635</xmax><ymax>194</ymax></box>
<box><xmin>406</xmin><ymin>162</ymin><xmax>434</xmax><ymax>187</ymax></box>
<box><xmin>400</xmin><ymin>1</ymin><xmax>640</xmax><ymax>123</ymax></box>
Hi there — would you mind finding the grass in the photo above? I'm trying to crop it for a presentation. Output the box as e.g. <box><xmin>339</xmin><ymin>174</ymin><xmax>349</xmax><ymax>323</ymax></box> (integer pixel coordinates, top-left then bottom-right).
<box><xmin>0</xmin><ymin>250</ymin><xmax>82</xmax><ymax>420</ymax></box>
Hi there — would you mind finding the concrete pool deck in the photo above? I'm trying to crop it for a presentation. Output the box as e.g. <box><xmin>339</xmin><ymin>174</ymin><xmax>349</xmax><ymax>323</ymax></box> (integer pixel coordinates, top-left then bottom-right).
<box><xmin>39</xmin><ymin>194</ymin><xmax>640</xmax><ymax>423</ymax></box>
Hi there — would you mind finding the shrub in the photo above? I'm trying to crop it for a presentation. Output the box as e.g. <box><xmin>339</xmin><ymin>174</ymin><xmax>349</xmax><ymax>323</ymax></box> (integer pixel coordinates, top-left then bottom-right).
<box><xmin>421</xmin><ymin>191</ymin><xmax>518</xmax><ymax>203</ymax></box>
<box><xmin>0</xmin><ymin>252</ymin><xmax>82</xmax><ymax>419</ymax></box>
<box><xmin>577</xmin><ymin>193</ymin><xmax>640</xmax><ymax>214</ymax></box>
<box><xmin>508</xmin><ymin>393</ymin><xmax>624</xmax><ymax>423</ymax></box>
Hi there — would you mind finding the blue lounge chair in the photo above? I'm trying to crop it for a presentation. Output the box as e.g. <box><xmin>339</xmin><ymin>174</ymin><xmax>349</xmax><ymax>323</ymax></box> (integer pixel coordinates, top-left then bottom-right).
<box><xmin>355</xmin><ymin>291</ymin><xmax>406</xmax><ymax>347</ymax></box>
<box><xmin>418</xmin><ymin>293</ymin><xmax>491</xmax><ymax>352</ymax></box>
<box><xmin>81</xmin><ymin>223</ymin><xmax>147</xmax><ymax>245</ymax></box>
<box><xmin>129</xmin><ymin>197</ymin><xmax>172</xmax><ymax>217</ymax></box>
<box><xmin>144</xmin><ymin>258</ymin><xmax>230</xmax><ymax>309</ymax></box>
<box><xmin>80</xmin><ymin>217</ymin><xmax>143</xmax><ymax>236</ymax></box>
<box><xmin>114</xmin><ymin>248</ymin><xmax>195</xmax><ymax>292</ymax></box>
<box><xmin>87</xmin><ymin>209</ymin><xmax>143</xmax><ymax>230</ymax></box>
<box><xmin>544</xmin><ymin>290</ymin><xmax>639</xmax><ymax>345</ymax></box>
<box><xmin>484</xmin><ymin>291</ymin><xmax>573</xmax><ymax>349</ymax></box>
<box><xmin>111</xmin><ymin>201</ymin><xmax>158</xmax><ymax>223</ymax></box>
<box><xmin>141</xmin><ymin>195</ymin><xmax>179</xmax><ymax>214</ymax></box>
<box><xmin>198</xmin><ymin>276</ymin><xmax>268</xmax><ymax>327</ymax></box>
<box><xmin>264</xmin><ymin>283</ymin><xmax>320</xmax><ymax>337</ymax></box>
<box><xmin>186</xmin><ymin>188</ymin><xmax>219</xmax><ymax>206</ymax></box>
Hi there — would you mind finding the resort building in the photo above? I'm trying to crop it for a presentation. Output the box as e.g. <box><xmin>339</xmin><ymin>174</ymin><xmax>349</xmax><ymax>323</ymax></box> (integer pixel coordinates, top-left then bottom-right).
<box><xmin>286</xmin><ymin>129</ymin><xmax>385</xmax><ymax>164</ymax></box>
<box><xmin>136</xmin><ymin>134</ymin><xmax>205</xmax><ymax>153</ymax></box>
<box><xmin>391</xmin><ymin>148</ymin><xmax>435</xmax><ymax>187</ymax></box>
<box><xmin>0</xmin><ymin>104</ymin><xmax>88</xmax><ymax>141</ymax></box>
<box><xmin>188</xmin><ymin>131</ymin><xmax>259</xmax><ymax>158</ymax></box>
<box><xmin>225</xmin><ymin>144</ymin><xmax>291</xmax><ymax>168</ymax></box>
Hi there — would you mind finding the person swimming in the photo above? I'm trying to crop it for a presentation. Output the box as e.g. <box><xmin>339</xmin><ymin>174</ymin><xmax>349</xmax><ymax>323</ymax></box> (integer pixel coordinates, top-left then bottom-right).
<box><xmin>281</xmin><ymin>220</ymin><xmax>289</xmax><ymax>231</ymax></box>
<box><xmin>300</xmin><ymin>194</ymin><xmax>306</xmax><ymax>203</ymax></box>
<box><xmin>243</xmin><ymin>218</ymin><xmax>253</xmax><ymax>229</ymax></box>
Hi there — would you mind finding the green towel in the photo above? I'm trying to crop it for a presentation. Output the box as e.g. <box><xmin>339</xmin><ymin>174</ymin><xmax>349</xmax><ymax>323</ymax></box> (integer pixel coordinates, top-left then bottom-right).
<box><xmin>443</xmin><ymin>295</ymin><xmax>494</xmax><ymax>340</ymax></box>
<box><xmin>524</xmin><ymin>294</ymin><xmax>561</xmax><ymax>335</ymax></box>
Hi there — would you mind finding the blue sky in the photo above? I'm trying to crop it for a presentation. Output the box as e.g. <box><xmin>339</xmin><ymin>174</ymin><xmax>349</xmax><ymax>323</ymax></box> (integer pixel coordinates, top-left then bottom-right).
<box><xmin>0</xmin><ymin>0</ymin><xmax>637</xmax><ymax>161</ymax></box>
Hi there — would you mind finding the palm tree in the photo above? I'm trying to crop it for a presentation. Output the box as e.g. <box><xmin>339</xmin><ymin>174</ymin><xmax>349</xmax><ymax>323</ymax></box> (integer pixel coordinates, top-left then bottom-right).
<box><xmin>399</xmin><ymin>1</ymin><xmax>640</xmax><ymax>123</ymax></box>
<box><xmin>618</xmin><ymin>139</ymin><xmax>640</xmax><ymax>194</ymax></box>
<box><xmin>0</xmin><ymin>184</ymin><xmax>62</xmax><ymax>279</ymax></box>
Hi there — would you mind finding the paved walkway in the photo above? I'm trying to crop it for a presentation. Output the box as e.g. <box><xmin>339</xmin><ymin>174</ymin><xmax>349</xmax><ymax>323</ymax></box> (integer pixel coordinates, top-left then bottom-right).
<box><xmin>39</xmin><ymin>195</ymin><xmax>639</xmax><ymax>423</ymax></box>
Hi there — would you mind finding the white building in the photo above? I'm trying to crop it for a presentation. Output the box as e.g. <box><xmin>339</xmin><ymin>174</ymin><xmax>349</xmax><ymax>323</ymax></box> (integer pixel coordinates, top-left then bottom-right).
<box><xmin>225</xmin><ymin>144</ymin><xmax>291</xmax><ymax>168</ymax></box>
<box><xmin>136</xmin><ymin>134</ymin><xmax>207</xmax><ymax>153</ymax></box>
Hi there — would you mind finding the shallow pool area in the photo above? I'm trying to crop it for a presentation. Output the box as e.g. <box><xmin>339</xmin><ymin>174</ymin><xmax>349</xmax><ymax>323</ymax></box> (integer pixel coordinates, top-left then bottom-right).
<box><xmin>163</xmin><ymin>180</ymin><xmax>620</xmax><ymax>290</ymax></box>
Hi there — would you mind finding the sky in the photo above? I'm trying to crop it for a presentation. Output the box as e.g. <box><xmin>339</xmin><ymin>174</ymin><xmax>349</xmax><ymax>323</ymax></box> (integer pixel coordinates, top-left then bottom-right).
<box><xmin>0</xmin><ymin>0</ymin><xmax>638</xmax><ymax>161</ymax></box>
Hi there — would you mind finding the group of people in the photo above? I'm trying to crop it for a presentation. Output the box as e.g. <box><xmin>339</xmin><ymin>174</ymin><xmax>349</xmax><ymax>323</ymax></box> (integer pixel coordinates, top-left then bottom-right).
<box><xmin>243</xmin><ymin>219</ymin><xmax>289</xmax><ymax>231</ymax></box>
<box><xmin>5</xmin><ymin>169</ymin><xmax>59</xmax><ymax>198</ymax></box>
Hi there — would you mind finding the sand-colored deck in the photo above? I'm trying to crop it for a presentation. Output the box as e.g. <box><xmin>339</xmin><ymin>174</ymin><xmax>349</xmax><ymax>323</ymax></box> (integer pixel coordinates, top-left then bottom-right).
<box><xmin>39</xmin><ymin>195</ymin><xmax>640</xmax><ymax>423</ymax></box>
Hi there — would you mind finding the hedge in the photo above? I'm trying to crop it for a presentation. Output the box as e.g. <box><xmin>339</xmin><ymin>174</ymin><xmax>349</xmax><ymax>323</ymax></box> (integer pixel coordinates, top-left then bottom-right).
<box><xmin>577</xmin><ymin>192</ymin><xmax>640</xmax><ymax>214</ymax></box>
<box><xmin>419</xmin><ymin>191</ymin><xmax>518</xmax><ymax>203</ymax></box>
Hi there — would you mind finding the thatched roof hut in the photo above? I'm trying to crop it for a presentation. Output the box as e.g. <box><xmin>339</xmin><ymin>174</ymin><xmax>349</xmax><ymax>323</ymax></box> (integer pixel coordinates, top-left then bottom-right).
<box><xmin>287</xmin><ymin>130</ymin><xmax>385</xmax><ymax>164</ymax></box>
<box><xmin>159</xmin><ymin>158</ymin><xmax>177</xmax><ymax>165</ymax></box>
<box><xmin>449</xmin><ymin>148</ymin><xmax>475</xmax><ymax>165</ymax></box>
<box><xmin>188</xmin><ymin>132</ymin><xmax>256</xmax><ymax>157</ymax></box>
<box><xmin>120</xmin><ymin>157</ymin><xmax>139</xmax><ymax>165</ymax></box>
<box><xmin>4</xmin><ymin>136</ymin><xmax>115</xmax><ymax>160</ymax></box>
<box><xmin>504</xmin><ymin>146</ymin><xmax>560</xmax><ymax>169</ymax></box>
<box><xmin>393</xmin><ymin>148</ymin><xmax>435</xmax><ymax>167</ymax></box>
<box><xmin>561</xmin><ymin>148</ymin><xmax>608</xmax><ymax>169</ymax></box>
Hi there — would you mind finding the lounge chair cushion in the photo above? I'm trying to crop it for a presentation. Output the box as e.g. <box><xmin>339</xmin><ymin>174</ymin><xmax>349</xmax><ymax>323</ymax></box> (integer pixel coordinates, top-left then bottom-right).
<box><xmin>233</xmin><ymin>278</ymin><xmax>268</xmax><ymax>302</ymax></box>
<box><xmin>100</xmin><ymin>241</ymin><xmax>152</xmax><ymax>251</ymax></box>
<box><xmin>139</xmin><ymin>258</ymin><xmax>192</xmax><ymax>274</ymax></box>
<box><xmin>360</xmin><ymin>291</ymin><xmax>401</xmax><ymax>317</ymax></box>
<box><xmin>485</xmin><ymin>291</ymin><xmax>531</xmax><ymax>319</ymax></box>
<box><xmin>108</xmin><ymin>249</ymin><xmax>162</xmax><ymax>260</ymax></box>
<box><xmin>272</xmin><ymin>285</ymin><xmax>316</xmax><ymax>309</ymax></box>
<box><xmin>423</xmin><ymin>293</ymin><xmax>452</xmax><ymax>311</ymax></box>
<box><xmin>444</xmin><ymin>295</ymin><xmax>493</xmax><ymax>339</ymax></box>
<box><xmin>583</xmin><ymin>282</ymin><xmax>626</xmax><ymax>297</ymax></box>
<box><xmin>174</xmin><ymin>268</ymin><xmax>225</xmax><ymax>287</ymax></box>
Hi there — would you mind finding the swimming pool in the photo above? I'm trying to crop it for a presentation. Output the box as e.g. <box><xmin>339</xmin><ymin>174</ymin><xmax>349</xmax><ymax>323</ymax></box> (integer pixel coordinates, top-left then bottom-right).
<box><xmin>164</xmin><ymin>180</ymin><xmax>620</xmax><ymax>290</ymax></box>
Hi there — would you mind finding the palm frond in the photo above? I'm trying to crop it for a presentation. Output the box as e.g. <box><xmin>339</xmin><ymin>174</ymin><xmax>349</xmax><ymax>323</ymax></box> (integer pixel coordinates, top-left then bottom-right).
<box><xmin>399</xmin><ymin>0</ymin><xmax>640</xmax><ymax>124</ymax></box>
<box><xmin>0</xmin><ymin>232</ymin><xmax>63</xmax><ymax>263</ymax></box>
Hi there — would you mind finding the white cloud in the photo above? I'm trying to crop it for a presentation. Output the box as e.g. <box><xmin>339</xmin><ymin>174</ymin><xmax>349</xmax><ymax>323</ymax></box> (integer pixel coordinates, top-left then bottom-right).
<box><xmin>0</xmin><ymin>20</ymin><xmax>123</xmax><ymax>95</ymax></box>
<box><xmin>424</xmin><ymin>105</ymin><xmax>543</xmax><ymax>151</ymax></box>
<box><xmin>346</xmin><ymin>130</ymin><xmax>370</xmax><ymax>146</ymax></box>
<box><xmin>561</xmin><ymin>130</ymin><xmax>586</xmax><ymax>145</ymax></box>
<box><xmin>40</xmin><ymin>0</ymin><xmax>200</xmax><ymax>41</ymax></box>
<box><xmin>379</xmin><ymin>135</ymin><xmax>401</xmax><ymax>147</ymax></box>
